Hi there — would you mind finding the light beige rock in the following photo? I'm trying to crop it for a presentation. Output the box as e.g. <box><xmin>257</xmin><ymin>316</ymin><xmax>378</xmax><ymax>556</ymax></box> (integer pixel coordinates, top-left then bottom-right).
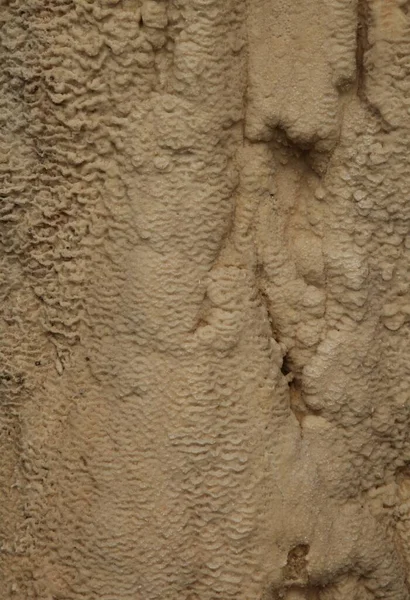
<box><xmin>0</xmin><ymin>0</ymin><xmax>409</xmax><ymax>599</ymax></box>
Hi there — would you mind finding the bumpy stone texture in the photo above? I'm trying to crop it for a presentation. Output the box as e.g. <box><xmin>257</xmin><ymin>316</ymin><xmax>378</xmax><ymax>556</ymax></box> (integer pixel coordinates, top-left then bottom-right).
<box><xmin>1</xmin><ymin>0</ymin><xmax>410</xmax><ymax>599</ymax></box>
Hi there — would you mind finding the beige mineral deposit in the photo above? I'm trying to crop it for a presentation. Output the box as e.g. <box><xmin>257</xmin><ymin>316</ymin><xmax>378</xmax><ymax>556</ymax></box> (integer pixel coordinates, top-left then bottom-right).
<box><xmin>0</xmin><ymin>1</ymin><xmax>410</xmax><ymax>599</ymax></box>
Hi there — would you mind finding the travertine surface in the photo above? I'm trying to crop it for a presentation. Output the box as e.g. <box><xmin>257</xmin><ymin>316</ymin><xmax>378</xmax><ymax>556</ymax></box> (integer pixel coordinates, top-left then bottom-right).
<box><xmin>1</xmin><ymin>1</ymin><xmax>410</xmax><ymax>598</ymax></box>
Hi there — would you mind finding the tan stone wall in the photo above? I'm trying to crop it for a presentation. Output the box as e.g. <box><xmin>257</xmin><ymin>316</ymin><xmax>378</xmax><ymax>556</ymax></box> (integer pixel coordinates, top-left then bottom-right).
<box><xmin>1</xmin><ymin>1</ymin><xmax>410</xmax><ymax>598</ymax></box>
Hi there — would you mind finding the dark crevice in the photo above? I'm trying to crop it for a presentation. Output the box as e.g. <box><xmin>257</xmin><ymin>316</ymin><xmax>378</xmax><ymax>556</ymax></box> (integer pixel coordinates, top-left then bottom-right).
<box><xmin>356</xmin><ymin>0</ymin><xmax>370</xmax><ymax>102</ymax></box>
<box><xmin>255</xmin><ymin>264</ymin><xmax>318</xmax><ymax>429</ymax></box>
<box><xmin>280</xmin><ymin>354</ymin><xmax>292</xmax><ymax>377</ymax></box>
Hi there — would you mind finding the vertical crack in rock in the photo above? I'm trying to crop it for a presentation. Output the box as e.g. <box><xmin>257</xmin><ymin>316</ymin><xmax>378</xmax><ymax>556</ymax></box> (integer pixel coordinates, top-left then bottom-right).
<box><xmin>255</xmin><ymin>259</ymin><xmax>308</xmax><ymax>429</ymax></box>
<box><xmin>279</xmin><ymin>354</ymin><xmax>306</xmax><ymax>428</ymax></box>
<box><xmin>356</xmin><ymin>0</ymin><xmax>370</xmax><ymax>101</ymax></box>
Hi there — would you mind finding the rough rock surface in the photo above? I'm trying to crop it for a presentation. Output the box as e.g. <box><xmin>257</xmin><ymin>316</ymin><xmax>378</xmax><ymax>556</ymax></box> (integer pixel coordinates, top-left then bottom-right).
<box><xmin>1</xmin><ymin>1</ymin><xmax>410</xmax><ymax>599</ymax></box>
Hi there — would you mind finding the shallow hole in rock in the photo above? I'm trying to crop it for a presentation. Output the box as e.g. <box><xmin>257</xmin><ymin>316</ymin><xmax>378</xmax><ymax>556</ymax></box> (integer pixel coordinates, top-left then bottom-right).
<box><xmin>282</xmin><ymin>544</ymin><xmax>310</xmax><ymax>583</ymax></box>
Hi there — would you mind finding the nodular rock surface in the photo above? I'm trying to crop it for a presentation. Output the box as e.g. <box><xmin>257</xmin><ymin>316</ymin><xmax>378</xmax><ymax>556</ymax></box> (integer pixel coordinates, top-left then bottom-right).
<box><xmin>1</xmin><ymin>1</ymin><xmax>410</xmax><ymax>598</ymax></box>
